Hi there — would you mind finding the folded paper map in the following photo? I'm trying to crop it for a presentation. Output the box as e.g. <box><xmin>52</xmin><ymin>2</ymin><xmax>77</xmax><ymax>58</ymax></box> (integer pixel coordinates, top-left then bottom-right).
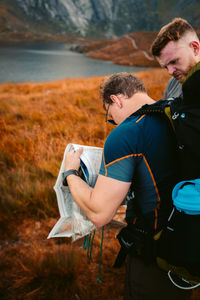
<box><xmin>48</xmin><ymin>143</ymin><xmax>103</xmax><ymax>241</ymax></box>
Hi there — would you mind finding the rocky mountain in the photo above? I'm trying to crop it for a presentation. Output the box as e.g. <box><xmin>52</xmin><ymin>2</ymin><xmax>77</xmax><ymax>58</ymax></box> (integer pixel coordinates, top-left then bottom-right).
<box><xmin>0</xmin><ymin>0</ymin><xmax>200</xmax><ymax>39</ymax></box>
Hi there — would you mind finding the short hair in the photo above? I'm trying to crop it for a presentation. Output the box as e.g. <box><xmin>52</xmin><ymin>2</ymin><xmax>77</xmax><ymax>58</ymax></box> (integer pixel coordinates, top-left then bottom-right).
<box><xmin>100</xmin><ymin>72</ymin><xmax>146</xmax><ymax>108</ymax></box>
<box><xmin>151</xmin><ymin>18</ymin><xmax>198</xmax><ymax>57</ymax></box>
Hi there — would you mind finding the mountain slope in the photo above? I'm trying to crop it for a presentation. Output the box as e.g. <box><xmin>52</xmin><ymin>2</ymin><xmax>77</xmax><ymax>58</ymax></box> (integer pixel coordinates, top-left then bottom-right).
<box><xmin>0</xmin><ymin>0</ymin><xmax>200</xmax><ymax>39</ymax></box>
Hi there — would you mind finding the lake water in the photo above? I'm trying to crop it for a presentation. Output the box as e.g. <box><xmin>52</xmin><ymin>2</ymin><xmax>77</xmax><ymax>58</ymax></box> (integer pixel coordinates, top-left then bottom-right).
<box><xmin>0</xmin><ymin>41</ymin><xmax>145</xmax><ymax>83</ymax></box>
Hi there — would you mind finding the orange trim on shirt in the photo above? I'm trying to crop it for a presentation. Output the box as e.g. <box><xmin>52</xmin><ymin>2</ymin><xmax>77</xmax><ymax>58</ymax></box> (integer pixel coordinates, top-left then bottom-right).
<box><xmin>142</xmin><ymin>155</ymin><xmax>160</xmax><ymax>230</ymax></box>
<box><xmin>136</xmin><ymin>115</ymin><xmax>145</xmax><ymax>123</ymax></box>
<box><xmin>142</xmin><ymin>156</ymin><xmax>161</xmax><ymax>204</ymax></box>
<box><xmin>105</xmin><ymin>153</ymin><xmax>143</xmax><ymax>168</ymax></box>
<box><xmin>102</xmin><ymin>150</ymin><xmax>107</xmax><ymax>177</ymax></box>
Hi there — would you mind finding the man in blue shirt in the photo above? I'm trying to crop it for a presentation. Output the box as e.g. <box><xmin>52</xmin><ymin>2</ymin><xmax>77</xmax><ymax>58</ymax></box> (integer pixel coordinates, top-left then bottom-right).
<box><xmin>64</xmin><ymin>73</ymin><xmax>189</xmax><ymax>299</ymax></box>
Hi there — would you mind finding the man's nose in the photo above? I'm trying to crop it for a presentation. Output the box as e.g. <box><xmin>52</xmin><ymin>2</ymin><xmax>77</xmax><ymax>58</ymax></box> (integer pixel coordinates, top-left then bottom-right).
<box><xmin>167</xmin><ymin>65</ymin><xmax>176</xmax><ymax>75</ymax></box>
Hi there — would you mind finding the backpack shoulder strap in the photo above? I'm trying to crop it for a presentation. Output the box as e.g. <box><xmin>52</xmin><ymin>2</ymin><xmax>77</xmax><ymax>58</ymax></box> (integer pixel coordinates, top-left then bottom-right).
<box><xmin>133</xmin><ymin>99</ymin><xmax>176</xmax><ymax>132</ymax></box>
<box><xmin>164</xmin><ymin>106</ymin><xmax>175</xmax><ymax>131</ymax></box>
<box><xmin>133</xmin><ymin>99</ymin><xmax>167</xmax><ymax>116</ymax></box>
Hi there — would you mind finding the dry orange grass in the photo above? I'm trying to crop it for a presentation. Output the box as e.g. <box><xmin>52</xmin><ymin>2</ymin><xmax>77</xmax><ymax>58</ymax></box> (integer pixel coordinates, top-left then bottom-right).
<box><xmin>0</xmin><ymin>69</ymin><xmax>169</xmax><ymax>217</ymax></box>
<box><xmin>0</xmin><ymin>218</ymin><xmax>124</xmax><ymax>300</ymax></box>
<box><xmin>1</xmin><ymin>69</ymin><xmax>199</xmax><ymax>299</ymax></box>
<box><xmin>0</xmin><ymin>76</ymin><xmax>110</xmax><ymax>219</ymax></box>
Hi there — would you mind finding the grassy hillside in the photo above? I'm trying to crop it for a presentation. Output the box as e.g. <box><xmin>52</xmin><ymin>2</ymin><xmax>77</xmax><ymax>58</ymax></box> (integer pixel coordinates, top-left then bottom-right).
<box><xmin>1</xmin><ymin>69</ymin><xmax>199</xmax><ymax>299</ymax></box>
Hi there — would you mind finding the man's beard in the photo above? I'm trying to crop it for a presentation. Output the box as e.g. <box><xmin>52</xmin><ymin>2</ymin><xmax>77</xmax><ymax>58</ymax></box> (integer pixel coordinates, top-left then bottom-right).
<box><xmin>173</xmin><ymin>72</ymin><xmax>185</xmax><ymax>82</ymax></box>
<box><xmin>174</xmin><ymin>61</ymin><xmax>197</xmax><ymax>82</ymax></box>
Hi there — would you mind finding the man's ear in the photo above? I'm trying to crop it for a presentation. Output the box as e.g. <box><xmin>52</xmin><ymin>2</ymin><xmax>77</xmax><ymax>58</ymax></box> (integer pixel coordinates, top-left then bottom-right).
<box><xmin>110</xmin><ymin>94</ymin><xmax>123</xmax><ymax>108</ymax></box>
<box><xmin>190</xmin><ymin>41</ymin><xmax>200</xmax><ymax>56</ymax></box>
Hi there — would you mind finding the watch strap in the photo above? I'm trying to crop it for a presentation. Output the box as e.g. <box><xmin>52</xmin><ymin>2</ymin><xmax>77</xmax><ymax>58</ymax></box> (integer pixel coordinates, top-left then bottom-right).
<box><xmin>62</xmin><ymin>169</ymin><xmax>80</xmax><ymax>186</ymax></box>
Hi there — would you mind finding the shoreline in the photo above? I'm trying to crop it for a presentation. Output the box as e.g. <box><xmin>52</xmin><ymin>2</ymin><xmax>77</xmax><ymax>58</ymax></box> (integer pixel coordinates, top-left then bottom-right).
<box><xmin>0</xmin><ymin>32</ymin><xmax>159</xmax><ymax>69</ymax></box>
<box><xmin>0</xmin><ymin>41</ymin><xmax>150</xmax><ymax>83</ymax></box>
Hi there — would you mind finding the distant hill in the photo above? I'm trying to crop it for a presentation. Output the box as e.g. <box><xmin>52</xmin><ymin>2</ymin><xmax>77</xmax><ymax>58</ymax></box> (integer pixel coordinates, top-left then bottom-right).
<box><xmin>75</xmin><ymin>31</ymin><xmax>160</xmax><ymax>67</ymax></box>
<box><xmin>0</xmin><ymin>0</ymin><xmax>200</xmax><ymax>68</ymax></box>
<box><xmin>0</xmin><ymin>0</ymin><xmax>200</xmax><ymax>39</ymax></box>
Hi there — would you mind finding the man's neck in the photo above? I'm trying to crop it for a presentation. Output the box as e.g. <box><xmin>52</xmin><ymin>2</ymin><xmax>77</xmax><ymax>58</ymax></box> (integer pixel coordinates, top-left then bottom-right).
<box><xmin>121</xmin><ymin>93</ymin><xmax>155</xmax><ymax>122</ymax></box>
<box><xmin>129</xmin><ymin>92</ymin><xmax>155</xmax><ymax>113</ymax></box>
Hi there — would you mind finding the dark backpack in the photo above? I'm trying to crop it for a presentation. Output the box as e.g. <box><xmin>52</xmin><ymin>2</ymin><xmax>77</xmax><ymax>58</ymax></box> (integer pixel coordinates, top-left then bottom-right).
<box><xmin>133</xmin><ymin>96</ymin><xmax>200</xmax><ymax>289</ymax></box>
<box><xmin>135</xmin><ymin>97</ymin><xmax>200</xmax><ymax>180</ymax></box>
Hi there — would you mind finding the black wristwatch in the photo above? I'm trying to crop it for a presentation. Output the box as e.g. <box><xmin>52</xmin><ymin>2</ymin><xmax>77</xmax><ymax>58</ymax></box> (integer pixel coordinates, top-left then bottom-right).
<box><xmin>62</xmin><ymin>169</ymin><xmax>80</xmax><ymax>186</ymax></box>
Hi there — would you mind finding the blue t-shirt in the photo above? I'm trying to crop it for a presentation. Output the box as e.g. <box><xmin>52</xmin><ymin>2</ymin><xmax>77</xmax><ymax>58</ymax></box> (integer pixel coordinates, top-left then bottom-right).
<box><xmin>99</xmin><ymin>114</ymin><xmax>179</xmax><ymax>231</ymax></box>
